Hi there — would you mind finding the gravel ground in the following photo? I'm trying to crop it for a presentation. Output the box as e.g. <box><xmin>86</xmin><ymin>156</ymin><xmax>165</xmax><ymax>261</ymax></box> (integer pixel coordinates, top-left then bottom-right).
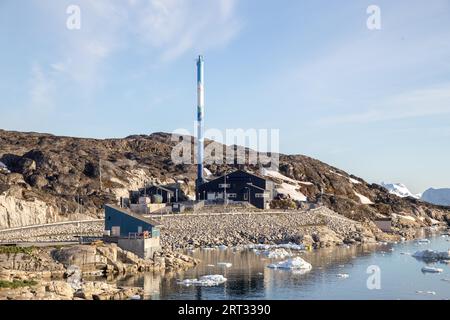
<box><xmin>160</xmin><ymin>207</ymin><xmax>374</xmax><ymax>249</ymax></box>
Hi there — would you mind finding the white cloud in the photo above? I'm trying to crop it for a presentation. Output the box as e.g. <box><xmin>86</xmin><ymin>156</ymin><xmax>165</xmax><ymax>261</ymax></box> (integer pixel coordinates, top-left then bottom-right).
<box><xmin>28</xmin><ymin>0</ymin><xmax>241</xmax><ymax>103</ymax></box>
<box><xmin>134</xmin><ymin>0</ymin><xmax>241</xmax><ymax>61</ymax></box>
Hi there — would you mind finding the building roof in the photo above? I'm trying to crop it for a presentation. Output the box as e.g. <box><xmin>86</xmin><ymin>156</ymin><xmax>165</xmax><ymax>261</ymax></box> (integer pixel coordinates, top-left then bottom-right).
<box><xmin>145</xmin><ymin>185</ymin><xmax>175</xmax><ymax>194</ymax></box>
<box><xmin>200</xmin><ymin>169</ymin><xmax>265</xmax><ymax>186</ymax></box>
<box><xmin>105</xmin><ymin>204</ymin><xmax>162</xmax><ymax>227</ymax></box>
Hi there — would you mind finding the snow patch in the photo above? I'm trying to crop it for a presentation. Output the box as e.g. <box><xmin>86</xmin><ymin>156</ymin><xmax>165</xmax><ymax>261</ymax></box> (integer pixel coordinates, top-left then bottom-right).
<box><xmin>276</xmin><ymin>183</ymin><xmax>307</xmax><ymax>202</ymax></box>
<box><xmin>354</xmin><ymin>191</ymin><xmax>374</xmax><ymax>205</ymax></box>
<box><xmin>261</xmin><ymin>169</ymin><xmax>311</xmax><ymax>201</ymax></box>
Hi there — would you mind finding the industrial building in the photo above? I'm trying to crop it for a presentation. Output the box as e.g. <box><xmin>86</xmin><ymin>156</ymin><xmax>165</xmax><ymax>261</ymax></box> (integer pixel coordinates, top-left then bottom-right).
<box><xmin>196</xmin><ymin>170</ymin><xmax>273</xmax><ymax>209</ymax></box>
<box><xmin>104</xmin><ymin>205</ymin><xmax>161</xmax><ymax>258</ymax></box>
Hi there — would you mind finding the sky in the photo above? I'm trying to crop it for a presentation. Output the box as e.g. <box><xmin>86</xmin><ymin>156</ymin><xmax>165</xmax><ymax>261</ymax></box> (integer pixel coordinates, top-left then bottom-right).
<box><xmin>0</xmin><ymin>0</ymin><xmax>449</xmax><ymax>193</ymax></box>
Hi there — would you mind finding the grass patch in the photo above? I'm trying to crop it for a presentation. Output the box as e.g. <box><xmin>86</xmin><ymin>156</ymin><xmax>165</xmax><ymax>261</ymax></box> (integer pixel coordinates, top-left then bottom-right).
<box><xmin>0</xmin><ymin>246</ymin><xmax>35</xmax><ymax>255</ymax></box>
<box><xmin>0</xmin><ymin>280</ymin><xmax>38</xmax><ymax>289</ymax></box>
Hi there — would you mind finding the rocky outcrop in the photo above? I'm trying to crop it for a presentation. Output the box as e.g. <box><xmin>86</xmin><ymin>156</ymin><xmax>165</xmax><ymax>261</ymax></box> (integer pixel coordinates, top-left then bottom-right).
<box><xmin>51</xmin><ymin>243</ymin><xmax>197</xmax><ymax>275</ymax></box>
<box><xmin>0</xmin><ymin>279</ymin><xmax>144</xmax><ymax>300</ymax></box>
<box><xmin>0</xmin><ymin>243</ymin><xmax>197</xmax><ymax>300</ymax></box>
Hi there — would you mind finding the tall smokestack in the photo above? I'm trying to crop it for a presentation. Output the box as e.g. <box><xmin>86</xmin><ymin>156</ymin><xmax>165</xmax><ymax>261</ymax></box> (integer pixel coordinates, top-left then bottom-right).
<box><xmin>196</xmin><ymin>55</ymin><xmax>205</xmax><ymax>191</ymax></box>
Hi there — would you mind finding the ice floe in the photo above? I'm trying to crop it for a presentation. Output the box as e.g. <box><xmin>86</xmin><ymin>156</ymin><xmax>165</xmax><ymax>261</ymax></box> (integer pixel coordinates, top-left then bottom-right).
<box><xmin>421</xmin><ymin>266</ymin><xmax>444</xmax><ymax>273</ymax></box>
<box><xmin>217</xmin><ymin>262</ymin><xmax>232</xmax><ymax>268</ymax></box>
<box><xmin>267</xmin><ymin>257</ymin><xmax>312</xmax><ymax>271</ymax></box>
<box><xmin>416</xmin><ymin>291</ymin><xmax>436</xmax><ymax>295</ymax></box>
<box><xmin>254</xmin><ymin>248</ymin><xmax>292</xmax><ymax>259</ymax></box>
<box><xmin>413</xmin><ymin>249</ymin><xmax>450</xmax><ymax>261</ymax></box>
<box><xmin>415</xmin><ymin>239</ymin><xmax>431</xmax><ymax>244</ymax></box>
<box><xmin>177</xmin><ymin>275</ymin><xmax>228</xmax><ymax>287</ymax></box>
<box><xmin>336</xmin><ymin>274</ymin><xmax>350</xmax><ymax>279</ymax></box>
<box><xmin>246</xmin><ymin>243</ymin><xmax>305</xmax><ymax>251</ymax></box>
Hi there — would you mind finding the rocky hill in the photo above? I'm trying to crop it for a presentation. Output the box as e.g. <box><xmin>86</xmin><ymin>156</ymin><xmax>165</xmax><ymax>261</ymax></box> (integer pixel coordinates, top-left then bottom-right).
<box><xmin>0</xmin><ymin>129</ymin><xmax>449</xmax><ymax>229</ymax></box>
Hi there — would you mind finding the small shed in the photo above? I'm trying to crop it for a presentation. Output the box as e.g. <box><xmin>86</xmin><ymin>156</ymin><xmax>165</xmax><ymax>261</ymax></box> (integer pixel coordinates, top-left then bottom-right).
<box><xmin>104</xmin><ymin>205</ymin><xmax>162</xmax><ymax>258</ymax></box>
<box><xmin>104</xmin><ymin>204</ymin><xmax>161</xmax><ymax>238</ymax></box>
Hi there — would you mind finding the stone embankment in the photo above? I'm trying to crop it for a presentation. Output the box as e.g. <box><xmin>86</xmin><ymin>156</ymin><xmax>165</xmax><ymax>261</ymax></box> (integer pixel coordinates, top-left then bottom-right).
<box><xmin>161</xmin><ymin>207</ymin><xmax>382</xmax><ymax>249</ymax></box>
<box><xmin>0</xmin><ymin>221</ymin><xmax>103</xmax><ymax>243</ymax></box>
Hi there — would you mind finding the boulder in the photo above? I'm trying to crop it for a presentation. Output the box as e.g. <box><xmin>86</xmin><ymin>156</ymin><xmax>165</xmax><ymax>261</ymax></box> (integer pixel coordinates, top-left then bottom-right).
<box><xmin>52</xmin><ymin>245</ymin><xmax>106</xmax><ymax>271</ymax></box>
<box><xmin>45</xmin><ymin>281</ymin><xmax>74</xmax><ymax>299</ymax></box>
<box><xmin>27</xmin><ymin>174</ymin><xmax>48</xmax><ymax>189</ymax></box>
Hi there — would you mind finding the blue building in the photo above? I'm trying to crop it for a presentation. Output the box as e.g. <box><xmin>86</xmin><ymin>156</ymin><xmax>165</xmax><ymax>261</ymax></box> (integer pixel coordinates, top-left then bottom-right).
<box><xmin>104</xmin><ymin>204</ymin><xmax>161</xmax><ymax>238</ymax></box>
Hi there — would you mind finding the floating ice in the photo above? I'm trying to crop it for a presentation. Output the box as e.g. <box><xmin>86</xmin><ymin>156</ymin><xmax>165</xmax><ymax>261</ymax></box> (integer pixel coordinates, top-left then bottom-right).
<box><xmin>413</xmin><ymin>249</ymin><xmax>450</xmax><ymax>261</ymax></box>
<box><xmin>217</xmin><ymin>262</ymin><xmax>232</xmax><ymax>268</ymax></box>
<box><xmin>246</xmin><ymin>243</ymin><xmax>305</xmax><ymax>251</ymax></box>
<box><xmin>336</xmin><ymin>274</ymin><xmax>350</xmax><ymax>278</ymax></box>
<box><xmin>254</xmin><ymin>248</ymin><xmax>292</xmax><ymax>259</ymax></box>
<box><xmin>177</xmin><ymin>275</ymin><xmax>227</xmax><ymax>287</ymax></box>
<box><xmin>267</xmin><ymin>257</ymin><xmax>312</xmax><ymax>271</ymax></box>
<box><xmin>421</xmin><ymin>266</ymin><xmax>444</xmax><ymax>273</ymax></box>
<box><xmin>416</xmin><ymin>290</ymin><xmax>436</xmax><ymax>295</ymax></box>
<box><xmin>416</xmin><ymin>239</ymin><xmax>431</xmax><ymax>244</ymax></box>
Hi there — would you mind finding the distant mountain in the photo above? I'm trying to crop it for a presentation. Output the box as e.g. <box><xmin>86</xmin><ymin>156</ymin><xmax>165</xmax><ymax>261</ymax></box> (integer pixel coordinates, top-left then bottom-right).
<box><xmin>380</xmin><ymin>182</ymin><xmax>420</xmax><ymax>199</ymax></box>
<box><xmin>421</xmin><ymin>188</ymin><xmax>450</xmax><ymax>207</ymax></box>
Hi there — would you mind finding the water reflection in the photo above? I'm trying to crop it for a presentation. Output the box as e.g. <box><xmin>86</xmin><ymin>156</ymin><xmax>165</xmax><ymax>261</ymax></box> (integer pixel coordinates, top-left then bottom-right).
<box><xmin>113</xmin><ymin>232</ymin><xmax>450</xmax><ymax>300</ymax></box>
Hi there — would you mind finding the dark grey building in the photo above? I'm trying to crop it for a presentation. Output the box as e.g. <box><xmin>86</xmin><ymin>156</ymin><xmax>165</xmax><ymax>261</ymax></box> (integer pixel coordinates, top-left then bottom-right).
<box><xmin>130</xmin><ymin>184</ymin><xmax>185</xmax><ymax>204</ymax></box>
<box><xmin>196</xmin><ymin>170</ymin><xmax>273</xmax><ymax>209</ymax></box>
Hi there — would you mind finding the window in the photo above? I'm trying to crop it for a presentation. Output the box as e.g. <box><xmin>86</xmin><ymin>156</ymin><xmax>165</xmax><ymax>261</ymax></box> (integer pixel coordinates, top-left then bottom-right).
<box><xmin>227</xmin><ymin>193</ymin><xmax>237</xmax><ymax>198</ymax></box>
<box><xmin>255</xmin><ymin>193</ymin><xmax>269</xmax><ymax>198</ymax></box>
<box><xmin>219</xmin><ymin>183</ymin><xmax>230</xmax><ymax>189</ymax></box>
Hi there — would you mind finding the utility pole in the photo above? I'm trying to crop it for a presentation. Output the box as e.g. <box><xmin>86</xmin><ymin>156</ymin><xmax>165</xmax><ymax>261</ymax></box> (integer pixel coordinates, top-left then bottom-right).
<box><xmin>224</xmin><ymin>168</ymin><xmax>227</xmax><ymax>207</ymax></box>
<box><xmin>99</xmin><ymin>157</ymin><xmax>103</xmax><ymax>191</ymax></box>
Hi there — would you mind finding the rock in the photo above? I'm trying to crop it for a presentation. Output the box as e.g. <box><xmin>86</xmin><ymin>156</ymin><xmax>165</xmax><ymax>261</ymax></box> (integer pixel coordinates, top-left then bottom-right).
<box><xmin>27</xmin><ymin>174</ymin><xmax>48</xmax><ymax>189</ymax></box>
<box><xmin>45</xmin><ymin>281</ymin><xmax>74</xmax><ymax>299</ymax></box>
<box><xmin>52</xmin><ymin>245</ymin><xmax>105</xmax><ymax>271</ymax></box>
<box><xmin>65</xmin><ymin>265</ymin><xmax>82</xmax><ymax>290</ymax></box>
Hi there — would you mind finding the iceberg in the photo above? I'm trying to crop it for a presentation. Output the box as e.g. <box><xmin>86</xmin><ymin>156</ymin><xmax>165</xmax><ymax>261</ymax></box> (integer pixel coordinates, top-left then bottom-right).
<box><xmin>421</xmin><ymin>266</ymin><xmax>444</xmax><ymax>273</ymax></box>
<box><xmin>217</xmin><ymin>262</ymin><xmax>232</xmax><ymax>268</ymax></box>
<box><xmin>246</xmin><ymin>243</ymin><xmax>305</xmax><ymax>251</ymax></box>
<box><xmin>254</xmin><ymin>248</ymin><xmax>292</xmax><ymax>259</ymax></box>
<box><xmin>413</xmin><ymin>249</ymin><xmax>450</xmax><ymax>261</ymax></box>
<box><xmin>177</xmin><ymin>275</ymin><xmax>227</xmax><ymax>287</ymax></box>
<box><xmin>267</xmin><ymin>257</ymin><xmax>312</xmax><ymax>271</ymax></box>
